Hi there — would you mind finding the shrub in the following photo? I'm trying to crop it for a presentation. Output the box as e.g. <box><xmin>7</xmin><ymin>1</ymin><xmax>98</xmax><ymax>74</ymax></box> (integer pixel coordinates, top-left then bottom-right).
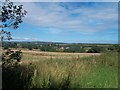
<box><xmin>2</xmin><ymin>49</ymin><xmax>22</xmax><ymax>68</ymax></box>
<box><xmin>87</xmin><ymin>46</ymin><xmax>105</xmax><ymax>53</ymax></box>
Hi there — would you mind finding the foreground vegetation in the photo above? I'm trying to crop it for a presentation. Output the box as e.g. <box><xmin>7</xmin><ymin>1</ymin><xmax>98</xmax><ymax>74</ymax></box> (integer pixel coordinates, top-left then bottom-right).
<box><xmin>3</xmin><ymin>51</ymin><xmax>118</xmax><ymax>89</ymax></box>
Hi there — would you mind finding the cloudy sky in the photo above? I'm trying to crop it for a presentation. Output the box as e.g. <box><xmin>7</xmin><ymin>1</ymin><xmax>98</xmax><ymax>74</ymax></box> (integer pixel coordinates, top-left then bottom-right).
<box><xmin>8</xmin><ymin>2</ymin><xmax>118</xmax><ymax>43</ymax></box>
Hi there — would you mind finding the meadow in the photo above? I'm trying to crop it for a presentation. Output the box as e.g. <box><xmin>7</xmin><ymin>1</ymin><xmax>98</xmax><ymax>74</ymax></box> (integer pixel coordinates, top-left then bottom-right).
<box><xmin>2</xmin><ymin>50</ymin><xmax>118</xmax><ymax>89</ymax></box>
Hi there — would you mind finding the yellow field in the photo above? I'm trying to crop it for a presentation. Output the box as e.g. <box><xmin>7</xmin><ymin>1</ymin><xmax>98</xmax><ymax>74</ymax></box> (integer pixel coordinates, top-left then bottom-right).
<box><xmin>21</xmin><ymin>50</ymin><xmax>101</xmax><ymax>63</ymax></box>
<box><xmin>3</xmin><ymin>49</ymin><xmax>118</xmax><ymax>88</ymax></box>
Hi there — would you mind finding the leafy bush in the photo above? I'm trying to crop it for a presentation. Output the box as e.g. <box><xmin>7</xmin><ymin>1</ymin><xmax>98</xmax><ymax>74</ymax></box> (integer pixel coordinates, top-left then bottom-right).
<box><xmin>87</xmin><ymin>46</ymin><xmax>105</xmax><ymax>53</ymax></box>
<box><xmin>2</xmin><ymin>49</ymin><xmax>22</xmax><ymax>68</ymax></box>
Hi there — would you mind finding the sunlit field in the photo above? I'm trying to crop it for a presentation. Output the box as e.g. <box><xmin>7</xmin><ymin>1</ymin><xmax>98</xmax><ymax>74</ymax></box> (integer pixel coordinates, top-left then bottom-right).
<box><xmin>3</xmin><ymin>50</ymin><xmax>118</xmax><ymax>89</ymax></box>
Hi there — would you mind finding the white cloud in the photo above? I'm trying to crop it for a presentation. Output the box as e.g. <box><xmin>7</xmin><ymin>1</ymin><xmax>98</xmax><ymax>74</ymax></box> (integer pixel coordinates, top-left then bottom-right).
<box><xmin>21</xmin><ymin>2</ymin><xmax>118</xmax><ymax>34</ymax></box>
<box><xmin>12</xmin><ymin>37</ymin><xmax>39</xmax><ymax>41</ymax></box>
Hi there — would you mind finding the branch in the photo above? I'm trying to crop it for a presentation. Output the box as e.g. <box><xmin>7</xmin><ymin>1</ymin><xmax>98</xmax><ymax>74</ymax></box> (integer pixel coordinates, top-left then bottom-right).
<box><xmin>0</xmin><ymin>25</ymin><xmax>2</xmax><ymax>28</ymax></box>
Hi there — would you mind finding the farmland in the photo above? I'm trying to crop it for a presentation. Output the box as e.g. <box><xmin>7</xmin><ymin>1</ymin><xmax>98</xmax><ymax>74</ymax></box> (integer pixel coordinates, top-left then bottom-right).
<box><xmin>2</xmin><ymin>48</ymin><xmax>118</xmax><ymax>89</ymax></box>
<box><xmin>22</xmin><ymin>50</ymin><xmax>100</xmax><ymax>62</ymax></box>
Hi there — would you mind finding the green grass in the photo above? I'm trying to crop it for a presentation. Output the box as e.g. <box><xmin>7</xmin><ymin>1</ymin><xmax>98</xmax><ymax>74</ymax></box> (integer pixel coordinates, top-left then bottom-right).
<box><xmin>80</xmin><ymin>66</ymin><xmax>118</xmax><ymax>88</ymax></box>
<box><xmin>2</xmin><ymin>52</ymin><xmax>118</xmax><ymax>89</ymax></box>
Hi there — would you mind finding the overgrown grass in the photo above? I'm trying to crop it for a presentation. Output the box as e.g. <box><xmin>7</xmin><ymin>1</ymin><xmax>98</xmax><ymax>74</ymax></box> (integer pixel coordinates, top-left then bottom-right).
<box><xmin>2</xmin><ymin>52</ymin><xmax>118</xmax><ymax>89</ymax></box>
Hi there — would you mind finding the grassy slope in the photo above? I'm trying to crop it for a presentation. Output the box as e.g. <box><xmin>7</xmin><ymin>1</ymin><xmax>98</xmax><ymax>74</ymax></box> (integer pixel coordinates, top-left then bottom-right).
<box><xmin>3</xmin><ymin>51</ymin><xmax>118</xmax><ymax>89</ymax></box>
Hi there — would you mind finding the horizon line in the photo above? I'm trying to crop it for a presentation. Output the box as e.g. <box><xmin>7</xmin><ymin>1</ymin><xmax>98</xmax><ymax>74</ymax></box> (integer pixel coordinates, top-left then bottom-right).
<box><xmin>3</xmin><ymin>40</ymin><xmax>119</xmax><ymax>44</ymax></box>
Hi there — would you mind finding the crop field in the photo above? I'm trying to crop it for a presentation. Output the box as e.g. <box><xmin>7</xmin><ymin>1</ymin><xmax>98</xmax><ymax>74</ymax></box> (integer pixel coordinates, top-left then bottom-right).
<box><xmin>21</xmin><ymin>50</ymin><xmax>100</xmax><ymax>63</ymax></box>
<box><xmin>3</xmin><ymin>50</ymin><xmax>118</xmax><ymax>89</ymax></box>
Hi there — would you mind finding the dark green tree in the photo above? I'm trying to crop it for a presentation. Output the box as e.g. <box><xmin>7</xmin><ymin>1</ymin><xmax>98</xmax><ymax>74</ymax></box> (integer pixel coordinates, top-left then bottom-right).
<box><xmin>0</xmin><ymin>0</ymin><xmax>27</xmax><ymax>66</ymax></box>
<box><xmin>87</xmin><ymin>46</ymin><xmax>105</xmax><ymax>53</ymax></box>
<box><xmin>0</xmin><ymin>0</ymin><xmax>27</xmax><ymax>40</ymax></box>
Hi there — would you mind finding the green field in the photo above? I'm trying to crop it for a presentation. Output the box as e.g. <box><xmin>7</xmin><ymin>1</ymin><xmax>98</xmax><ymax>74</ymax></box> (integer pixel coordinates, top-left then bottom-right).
<box><xmin>2</xmin><ymin>50</ymin><xmax>118</xmax><ymax>89</ymax></box>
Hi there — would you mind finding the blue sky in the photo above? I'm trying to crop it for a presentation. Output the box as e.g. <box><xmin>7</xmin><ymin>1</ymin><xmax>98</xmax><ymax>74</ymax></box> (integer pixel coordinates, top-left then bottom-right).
<box><xmin>8</xmin><ymin>2</ymin><xmax>118</xmax><ymax>43</ymax></box>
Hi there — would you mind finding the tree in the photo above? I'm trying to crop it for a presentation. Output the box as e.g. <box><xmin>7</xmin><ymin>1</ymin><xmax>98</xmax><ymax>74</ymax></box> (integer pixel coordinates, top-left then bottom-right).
<box><xmin>0</xmin><ymin>0</ymin><xmax>27</xmax><ymax>40</ymax></box>
<box><xmin>0</xmin><ymin>0</ymin><xmax>27</xmax><ymax>66</ymax></box>
<box><xmin>87</xmin><ymin>46</ymin><xmax>105</xmax><ymax>53</ymax></box>
<box><xmin>64</xmin><ymin>45</ymin><xmax>85</xmax><ymax>53</ymax></box>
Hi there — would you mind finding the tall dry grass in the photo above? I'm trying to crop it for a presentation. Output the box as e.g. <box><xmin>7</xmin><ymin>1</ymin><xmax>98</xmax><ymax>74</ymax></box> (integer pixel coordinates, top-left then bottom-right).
<box><xmin>2</xmin><ymin>51</ymin><xmax>118</xmax><ymax>89</ymax></box>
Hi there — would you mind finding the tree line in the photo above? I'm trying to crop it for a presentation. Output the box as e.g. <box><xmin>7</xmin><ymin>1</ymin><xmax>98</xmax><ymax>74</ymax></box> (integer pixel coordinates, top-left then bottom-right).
<box><xmin>2</xmin><ymin>42</ymin><xmax>120</xmax><ymax>53</ymax></box>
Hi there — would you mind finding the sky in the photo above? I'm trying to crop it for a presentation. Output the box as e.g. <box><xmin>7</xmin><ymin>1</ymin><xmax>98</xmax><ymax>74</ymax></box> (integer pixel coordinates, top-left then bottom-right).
<box><xmin>7</xmin><ymin>2</ymin><xmax>118</xmax><ymax>44</ymax></box>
